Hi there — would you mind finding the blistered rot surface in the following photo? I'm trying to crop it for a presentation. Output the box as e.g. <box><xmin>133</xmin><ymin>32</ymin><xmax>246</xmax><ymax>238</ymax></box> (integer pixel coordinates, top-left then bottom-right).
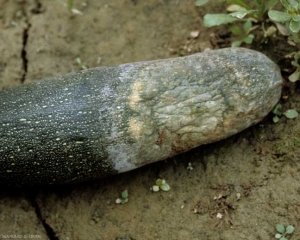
<box><xmin>0</xmin><ymin>48</ymin><xmax>282</xmax><ymax>186</ymax></box>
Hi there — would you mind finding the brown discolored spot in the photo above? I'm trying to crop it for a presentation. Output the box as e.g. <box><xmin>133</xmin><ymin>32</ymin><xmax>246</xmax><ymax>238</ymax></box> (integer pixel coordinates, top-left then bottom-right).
<box><xmin>172</xmin><ymin>134</ymin><xmax>193</xmax><ymax>153</ymax></box>
<box><xmin>155</xmin><ymin>128</ymin><xmax>166</xmax><ymax>147</ymax></box>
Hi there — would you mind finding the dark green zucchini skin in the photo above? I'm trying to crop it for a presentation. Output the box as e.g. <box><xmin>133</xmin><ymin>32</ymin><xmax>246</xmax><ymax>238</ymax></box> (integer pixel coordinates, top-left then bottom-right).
<box><xmin>0</xmin><ymin>48</ymin><xmax>282</xmax><ymax>187</ymax></box>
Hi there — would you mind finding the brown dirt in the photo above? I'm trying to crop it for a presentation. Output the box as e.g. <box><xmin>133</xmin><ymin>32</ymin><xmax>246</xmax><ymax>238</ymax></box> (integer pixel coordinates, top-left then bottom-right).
<box><xmin>1</xmin><ymin>0</ymin><xmax>300</xmax><ymax>239</ymax></box>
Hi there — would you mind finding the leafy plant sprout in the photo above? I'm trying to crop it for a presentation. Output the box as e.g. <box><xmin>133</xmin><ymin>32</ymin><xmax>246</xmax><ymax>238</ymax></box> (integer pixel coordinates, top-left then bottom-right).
<box><xmin>57</xmin><ymin>0</ymin><xmax>83</xmax><ymax>15</ymax></box>
<box><xmin>230</xmin><ymin>20</ymin><xmax>255</xmax><ymax>47</ymax></box>
<box><xmin>268</xmin><ymin>1</ymin><xmax>300</xmax><ymax>81</ymax></box>
<box><xmin>268</xmin><ymin>0</ymin><xmax>300</xmax><ymax>43</ymax></box>
<box><xmin>196</xmin><ymin>0</ymin><xmax>300</xmax><ymax>81</ymax></box>
<box><xmin>272</xmin><ymin>103</ymin><xmax>298</xmax><ymax>123</ymax></box>
<box><xmin>76</xmin><ymin>57</ymin><xmax>88</xmax><ymax>70</ymax></box>
<box><xmin>115</xmin><ymin>190</ymin><xmax>129</xmax><ymax>204</ymax></box>
<box><xmin>195</xmin><ymin>0</ymin><xmax>280</xmax><ymax>49</ymax></box>
<box><xmin>197</xmin><ymin>0</ymin><xmax>280</xmax><ymax>26</ymax></box>
<box><xmin>287</xmin><ymin>51</ymin><xmax>300</xmax><ymax>82</ymax></box>
<box><xmin>151</xmin><ymin>179</ymin><xmax>171</xmax><ymax>192</ymax></box>
<box><xmin>275</xmin><ymin>224</ymin><xmax>294</xmax><ymax>240</ymax></box>
<box><xmin>187</xmin><ymin>162</ymin><xmax>194</xmax><ymax>171</ymax></box>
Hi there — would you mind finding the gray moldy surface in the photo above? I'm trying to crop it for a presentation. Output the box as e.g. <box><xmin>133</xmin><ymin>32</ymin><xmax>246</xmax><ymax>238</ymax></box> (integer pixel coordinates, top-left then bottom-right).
<box><xmin>0</xmin><ymin>48</ymin><xmax>282</xmax><ymax>186</ymax></box>
<box><xmin>1</xmin><ymin>1</ymin><xmax>300</xmax><ymax>240</ymax></box>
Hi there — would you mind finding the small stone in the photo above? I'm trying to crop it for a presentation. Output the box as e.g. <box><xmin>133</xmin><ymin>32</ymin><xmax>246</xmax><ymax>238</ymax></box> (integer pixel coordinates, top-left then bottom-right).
<box><xmin>190</xmin><ymin>31</ymin><xmax>200</xmax><ymax>38</ymax></box>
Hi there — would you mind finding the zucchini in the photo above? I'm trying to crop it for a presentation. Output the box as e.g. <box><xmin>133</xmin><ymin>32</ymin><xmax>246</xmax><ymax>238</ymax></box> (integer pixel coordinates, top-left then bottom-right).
<box><xmin>0</xmin><ymin>48</ymin><xmax>282</xmax><ymax>186</ymax></box>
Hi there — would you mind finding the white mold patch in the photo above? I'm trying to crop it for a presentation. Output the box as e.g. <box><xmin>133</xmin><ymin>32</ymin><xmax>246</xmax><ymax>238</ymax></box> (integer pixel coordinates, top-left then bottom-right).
<box><xmin>107</xmin><ymin>143</ymin><xmax>137</xmax><ymax>173</ymax></box>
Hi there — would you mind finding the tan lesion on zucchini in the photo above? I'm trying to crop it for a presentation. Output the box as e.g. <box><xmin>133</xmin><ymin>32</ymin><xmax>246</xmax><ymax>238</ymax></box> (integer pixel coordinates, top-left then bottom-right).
<box><xmin>128</xmin><ymin>118</ymin><xmax>144</xmax><ymax>140</ymax></box>
<box><xmin>124</xmin><ymin>63</ymin><xmax>228</xmax><ymax>163</ymax></box>
<box><xmin>115</xmin><ymin>49</ymin><xmax>283</xmax><ymax>170</ymax></box>
<box><xmin>127</xmin><ymin>78</ymin><xmax>149</xmax><ymax>141</ymax></box>
<box><xmin>128</xmin><ymin>80</ymin><xmax>143</xmax><ymax>111</ymax></box>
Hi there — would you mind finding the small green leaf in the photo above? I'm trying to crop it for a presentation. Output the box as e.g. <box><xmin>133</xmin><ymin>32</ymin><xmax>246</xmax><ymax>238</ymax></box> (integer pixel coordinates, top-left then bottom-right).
<box><xmin>295</xmin><ymin>52</ymin><xmax>300</xmax><ymax>60</ymax></box>
<box><xmin>289</xmin><ymin>33</ymin><xmax>300</xmax><ymax>43</ymax></box>
<box><xmin>226</xmin><ymin>4</ymin><xmax>247</xmax><ymax>12</ymax></box>
<box><xmin>265</xmin><ymin>0</ymin><xmax>279</xmax><ymax>11</ymax></box>
<box><xmin>229</xmin><ymin>10</ymin><xmax>257</xmax><ymax>19</ymax></box>
<box><xmin>286</xmin><ymin>225</ymin><xmax>295</xmax><ymax>234</ymax></box>
<box><xmin>229</xmin><ymin>11</ymin><xmax>248</xmax><ymax>19</ymax></box>
<box><xmin>291</xmin><ymin>61</ymin><xmax>300</xmax><ymax>67</ymax></box>
<box><xmin>281</xmin><ymin>0</ymin><xmax>291</xmax><ymax>9</ymax></box>
<box><xmin>231</xmin><ymin>41</ymin><xmax>242</xmax><ymax>47</ymax></box>
<box><xmin>284</xmin><ymin>109</ymin><xmax>298</xmax><ymax>119</ymax></box>
<box><xmin>121</xmin><ymin>190</ymin><xmax>128</xmax><ymax>199</ymax></box>
<box><xmin>76</xmin><ymin>57</ymin><xmax>82</xmax><ymax>65</ymax></box>
<box><xmin>268</xmin><ymin>10</ymin><xmax>291</xmax><ymax>22</ymax></box>
<box><xmin>264</xmin><ymin>26</ymin><xmax>277</xmax><ymax>37</ymax></box>
<box><xmin>275</xmin><ymin>233</ymin><xmax>282</xmax><ymax>239</ymax></box>
<box><xmin>76</xmin><ymin>57</ymin><xmax>88</xmax><ymax>70</ymax></box>
<box><xmin>291</xmin><ymin>12</ymin><xmax>300</xmax><ymax>22</ymax></box>
<box><xmin>287</xmin><ymin>0</ymin><xmax>298</xmax><ymax>9</ymax></box>
<box><xmin>273</xmin><ymin>115</ymin><xmax>280</xmax><ymax>123</ymax></box>
<box><xmin>288</xmin><ymin>69</ymin><xmax>300</xmax><ymax>82</ymax></box>
<box><xmin>243</xmin><ymin>20</ymin><xmax>252</xmax><ymax>32</ymax></box>
<box><xmin>273</xmin><ymin>104</ymin><xmax>282</xmax><ymax>115</ymax></box>
<box><xmin>276</xmin><ymin>224</ymin><xmax>285</xmax><ymax>234</ymax></box>
<box><xmin>243</xmin><ymin>34</ymin><xmax>254</xmax><ymax>44</ymax></box>
<box><xmin>203</xmin><ymin>14</ymin><xmax>238</xmax><ymax>27</ymax></box>
<box><xmin>195</xmin><ymin>0</ymin><xmax>209</xmax><ymax>6</ymax></box>
<box><xmin>156</xmin><ymin>179</ymin><xmax>163</xmax><ymax>186</ymax></box>
<box><xmin>152</xmin><ymin>185</ymin><xmax>160</xmax><ymax>192</ymax></box>
<box><xmin>280</xmin><ymin>237</ymin><xmax>288</xmax><ymax>240</ymax></box>
<box><xmin>230</xmin><ymin>25</ymin><xmax>242</xmax><ymax>35</ymax></box>
<box><xmin>160</xmin><ymin>183</ymin><xmax>170</xmax><ymax>191</ymax></box>
<box><xmin>289</xmin><ymin>19</ymin><xmax>300</xmax><ymax>33</ymax></box>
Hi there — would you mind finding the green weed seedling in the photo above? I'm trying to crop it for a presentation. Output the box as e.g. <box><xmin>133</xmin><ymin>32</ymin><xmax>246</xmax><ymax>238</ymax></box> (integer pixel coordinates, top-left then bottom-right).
<box><xmin>76</xmin><ymin>57</ymin><xmax>88</xmax><ymax>70</ymax></box>
<box><xmin>268</xmin><ymin>1</ymin><xmax>300</xmax><ymax>81</ymax></box>
<box><xmin>196</xmin><ymin>0</ymin><xmax>280</xmax><ymax>46</ymax></box>
<box><xmin>151</xmin><ymin>179</ymin><xmax>170</xmax><ymax>192</ymax></box>
<box><xmin>268</xmin><ymin>0</ymin><xmax>300</xmax><ymax>43</ymax></box>
<box><xmin>187</xmin><ymin>162</ymin><xmax>194</xmax><ymax>171</ymax></box>
<box><xmin>197</xmin><ymin>0</ymin><xmax>279</xmax><ymax>27</ymax></box>
<box><xmin>115</xmin><ymin>190</ymin><xmax>129</xmax><ymax>204</ymax></box>
<box><xmin>59</xmin><ymin>0</ymin><xmax>82</xmax><ymax>15</ymax></box>
<box><xmin>289</xmin><ymin>51</ymin><xmax>300</xmax><ymax>82</ymax></box>
<box><xmin>196</xmin><ymin>0</ymin><xmax>300</xmax><ymax>81</ymax></box>
<box><xmin>230</xmin><ymin>20</ymin><xmax>255</xmax><ymax>46</ymax></box>
<box><xmin>285</xmin><ymin>51</ymin><xmax>300</xmax><ymax>82</ymax></box>
<box><xmin>275</xmin><ymin>224</ymin><xmax>294</xmax><ymax>240</ymax></box>
<box><xmin>272</xmin><ymin>103</ymin><xmax>298</xmax><ymax>123</ymax></box>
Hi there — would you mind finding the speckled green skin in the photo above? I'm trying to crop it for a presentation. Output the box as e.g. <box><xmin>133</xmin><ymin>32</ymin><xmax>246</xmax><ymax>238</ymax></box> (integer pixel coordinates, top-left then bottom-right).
<box><xmin>0</xmin><ymin>48</ymin><xmax>282</xmax><ymax>187</ymax></box>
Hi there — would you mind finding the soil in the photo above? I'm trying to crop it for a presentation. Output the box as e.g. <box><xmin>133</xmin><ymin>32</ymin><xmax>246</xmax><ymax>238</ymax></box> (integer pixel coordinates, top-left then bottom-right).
<box><xmin>1</xmin><ymin>0</ymin><xmax>300</xmax><ymax>239</ymax></box>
